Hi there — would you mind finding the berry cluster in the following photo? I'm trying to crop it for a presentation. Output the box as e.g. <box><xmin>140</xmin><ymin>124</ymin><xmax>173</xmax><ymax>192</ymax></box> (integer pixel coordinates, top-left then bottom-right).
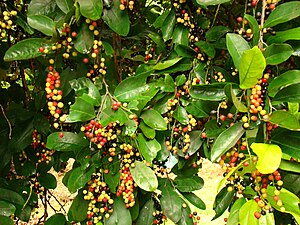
<box><xmin>0</xmin><ymin>8</ymin><xmax>17</xmax><ymax>39</ymax></box>
<box><xmin>32</xmin><ymin>130</ymin><xmax>53</xmax><ymax>164</ymax></box>
<box><xmin>152</xmin><ymin>194</ymin><xmax>166</xmax><ymax>224</ymax></box>
<box><xmin>45</xmin><ymin>68</ymin><xmax>64</xmax><ymax>129</ymax></box>
<box><xmin>119</xmin><ymin>0</ymin><xmax>135</xmax><ymax>11</ymax></box>
<box><xmin>144</xmin><ymin>39</ymin><xmax>155</xmax><ymax>63</ymax></box>
<box><xmin>83</xmin><ymin>172</ymin><xmax>114</xmax><ymax>224</ymax></box>
<box><xmin>153</xmin><ymin>159</ymin><xmax>170</xmax><ymax>178</ymax></box>
<box><xmin>188</xmin><ymin>211</ymin><xmax>201</xmax><ymax>225</ymax></box>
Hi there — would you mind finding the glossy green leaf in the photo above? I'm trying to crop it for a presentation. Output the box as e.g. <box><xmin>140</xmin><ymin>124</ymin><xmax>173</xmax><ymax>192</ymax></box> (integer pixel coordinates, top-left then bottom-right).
<box><xmin>186</xmin><ymin>100</ymin><xmax>212</xmax><ymax>118</ymax></box>
<box><xmin>251</xmin><ymin>143</ymin><xmax>282</xmax><ymax>174</ymax></box>
<box><xmin>154</xmin><ymin>57</ymin><xmax>183</xmax><ymax>70</ymax></box>
<box><xmin>227</xmin><ymin>198</ymin><xmax>246</xmax><ymax>225</ymax></box>
<box><xmin>130</xmin><ymin>161</ymin><xmax>158</xmax><ymax>192</ymax></box>
<box><xmin>38</xmin><ymin>172</ymin><xmax>57</xmax><ymax>189</ymax></box>
<box><xmin>0</xmin><ymin>201</ymin><xmax>16</xmax><ymax>217</ymax></box>
<box><xmin>178</xmin><ymin>205</ymin><xmax>194</xmax><ymax>225</ymax></box>
<box><xmin>0</xmin><ymin>216</ymin><xmax>13</xmax><ymax>225</ymax></box>
<box><xmin>212</xmin><ymin>187</ymin><xmax>234</xmax><ymax>220</ymax></box>
<box><xmin>0</xmin><ymin>188</ymin><xmax>24</xmax><ymax>206</ymax></box>
<box><xmin>264</xmin><ymin>1</ymin><xmax>300</xmax><ymax>27</ymax></box>
<box><xmin>195</xmin><ymin>41</ymin><xmax>216</xmax><ymax>58</ymax></box>
<box><xmin>190</xmin><ymin>83</ymin><xmax>239</xmax><ymax>101</ymax></box>
<box><xmin>15</xmin><ymin>16</ymin><xmax>34</xmax><ymax>34</ymax></box>
<box><xmin>4</xmin><ymin>38</ymin><xmax>54</xmax><ymax>61</ymax></box>
<box><xmin>196</xmin><ymin>0</ymin><xmax>230</xmax><ymax>6</ymax></box>
<box><xmin>211</xmin><ymin>122</ymin><xmax>245</xmax><ymax>162</ymax></box>
<box><xmin>55</xmin><ymin>0</ymin><xmax>73</xmax><ymax>14</ymax></box>
<box><xmin>239</xmin><ymin>46</ymin><xmax>266</xmax><ymax>89</ymax></box>
<box><xmin>205</xmin><ymin>26</ymin><xmax>230</xmax><ymax>42</ymax></box>
<box><xmin>139</xmin><ymin>122</ymin><xmax>156</xmax><ymax>139</ymax></box>
<box><xmin>226</xmin><ymin>84</ymin><xmax>248</xmax><ymax>112</ymax></box>
<box><xmin>136</xmin><ymin>200</ymin><xmax>154</xmax><ymax>225</ymax></box>
<box><xmin>148</xmin><ymin>33</ymin><xmax>166</xmax><ymax>53</ymax></box>
<box><xmin>141</xmin><ymin>109</ymin><xmax>167</xmax><ymax>131</ymax></box>
<box><xmin>137</xmin><ymin>134</ymin><xmax>161</xmax><ymax>164</ymax></box>
<box><xmin>182</xmin><ymin>192</ymin><xmax>206</xmax><ymax>210</ymax></box>
<box><xmin>27</xmin><ymin>15</ymin><xmax>54</xmax><ymax>36</ymax></box>
<box><xmin>67</xmin><ymin>96</ymin><xmax>96</xmax><ymax>122</ymax></box>
<box><xmin>266</xmin><ymin>186</ymin><xmax>300</xmax><ymax>224</ymax></box>
<box><xmin>160</xmin><ymin>181</ymin><xmax>183</xmax><ymax>223</ymax></box>
<box><xmin>104</xmin><ymin>197</ymin><xmax>132</xmax><ymax>225</ymax></box>
<box><xmin>288</xmin><ymin>103</ymin><xmax>299</xmax><ymax>115</ymax></box>
<box><xmin>160</xmin><ymin>75</ymin><xmax>175</xmax><ymax>92</ymax></box>
<box><xmin>267</xmin><ymin>27</ymin><xmax>300</xmax><ymax>44</ymax></box>
<box><xmin>173</xmin><ymin>25</ymin><xmax>189</xmax><ymax>46</ymax></box>
<box><xmin>103</xmin><ymin>0</ymin><xmax>130</xmax><ymax>36</ymax></box>
<box><xmin>153</xmin><ymin>9</ymin><xmax>170</xmax><ymax>29</ymax></box>
<box><xmin>46</xmin><ymin>132</ymin><xmax>89</xmax><ymax>151</ymax></box>
<box><xmin>226</xmin><ymin>33</ymin><xmax>250</xmax><ymax>69</ymax></box>
<box><xmin>269</xmin><ymin>110</ymin><xmax>300</xmax><ymax>130</ymax></box>
<box><xmin>67</xmin><ymin>166</ymin><xmax>95</xmax><ymax>193</ymax></box>
<box><xmin>162</xmin><ymin>8</ymin><xmax>176</xmax><ymax>41</ymax></box>
<box><xmin>273</xmin><ymin>83</ymin><xmax>300</xmax><ymax>103</ymax></box>
<box><xmin>68</xmin><ymin>190</ymin><xmax>89</xmax><ymax>222</ymax></box>
<box><xmin>175</xmin><ymin>74</ymin><xmax>187</xmax><ymax>86</ymax></box>
<box><xmin>77</xmin><ymin>0</ymin><xmax>103</xmax><ymax>20</ymax></box>
<box><xmin>104</xmin><ymin>172</ymin><xmax>120</xmax><ymax>194</ymax></box>
<box><xmin>173</xmin><ymin>106</ymin><xmax>189</xmax><ymax>125</ymax></box>
<box><xmin>175</xmin><ymin>176</ymin><xmax>204</xmax><ymax>192</ymax></box>
<box><xmin>244</xmin><ymin>14</ymin><xmax>260</xmax><ymax>45</ymax></box>
<box><xmin>27</xmin><ymin>0</ymin><xmax>56</xmax><ymax>16</ymax></box>
<box><xmin>188</xmin><ymin>131</ymin><xmax>204</xmax><ymax>155</ymax></box>
<box><xmin>45</xmin><ymin>213</ymin><xmax>66</xmax><ymax>225</ymax></box>
<box><xmin>268</xmin><ymin>70</ymin><xmax>300</xmax><ymax>97</ymax></box>
<box><xmin>73</xmin><ymin>23</ymin><xmax>94</xmax><ymax>54</ymax></box>
<box><xmin>264</xmin><ymin>44</ymin><xmax>293</xmax><ymax>65</ymax></box>
<box><xmin>175</xmin><ymin>44</ymin><xmax>195</xmax><ymax>58</ymax></box>
<box><xmin>279</xmin><ymin>159</ymin><xmax>300</xmax><ymax>173</ymax></box>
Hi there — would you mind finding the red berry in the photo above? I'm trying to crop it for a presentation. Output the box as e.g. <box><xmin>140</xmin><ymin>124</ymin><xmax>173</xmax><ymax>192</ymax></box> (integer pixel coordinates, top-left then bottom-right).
<box><xmin>71</xmin><ymin>31</ymin><xmax>77</xmax><ymax>37</ymax></box>
<box><xmin>38</xmin><ymin>47</ymin><xmax>45</xmax><ymax>52</ymax></box>
<box><xmin>237</xmin><ymin>16</ymin><xmax>243</xmax><ymax>23</ymax></box>
<box><xmin>254</xmin><ymin>211</ymin><xmax>261</xmax><ymax>219</ymax></box>
<box><xmin>83</xmin><ymin>58</ymin><xmax>89</xmax><ymax>63</ymax></box>
<box><xmin>251</xmin><ymin>1</ymin><xmax>257</xmax><ymax>6</ymax></box>
<box><xmin>59</xmin><ymin>132</ymin><xmax>64</xmax><ymax>138</ymax></box>
<box><xmin>269</xmin><ymin>3</ymin><xmax>276</xmax><ymax>10</ymax></box>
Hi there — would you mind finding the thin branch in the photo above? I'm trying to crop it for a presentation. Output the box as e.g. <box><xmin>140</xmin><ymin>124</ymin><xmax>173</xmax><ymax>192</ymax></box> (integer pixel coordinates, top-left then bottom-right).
<box><xmin>19</xmin><ymin>67</ymin><xmax>31</xmax><ymax>104</ymax></box>
<box><xmin>259</xmin><ymin>0</ymin><xmax>267</xmax><ymax>50</ymax></box>
<box><xmin>0</xmin><ymin>104</ymin><xmax>12</xmax><ymax>139</ymax></box>
<box><xmin>211</xmin><ymin>4</ymin><xmax>221</xmax><ymax>27</ymax></box>
<box><xmin>113</xmin><ymin>33</ymin><xmax>122</xmax><ymax>82</ymax></box>
<box><xmin>48</xmin><ymin>191</ymin><xmax>66</xmax><ymax>214</ymax></box>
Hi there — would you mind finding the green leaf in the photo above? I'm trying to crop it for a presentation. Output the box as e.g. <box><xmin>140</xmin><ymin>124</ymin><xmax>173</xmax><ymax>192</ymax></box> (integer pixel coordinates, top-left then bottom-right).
<box><xmin>251</xmin><ymin>143</ymin><xmax>282</xmax><ymax>174</ymax></box>
<box><xmin>268</xmin><ymin>70</ymin><xmax>300</xmax><ymax>97</ymax></box>
<box><xmin>175</xmin><ymin>176</ymin><xmax>204</xmax><ymax>192</ymax></box>
<box><xmin>266</xmin><ymin>186</ymin><xmax>300</xmax><ymax>224</ymax></box>
<box><xmin>69</xmin><ymin>77</ymin><xmax>101</xmax><ymax>106</ymax></box>
<box><xmin>4</xmin><ymin>38</ymin><xmax>54</xmax><ymax>61</ymax></box>
<box><xmin>226</xmin><ymin>84</ymin><xmax>248</xmax><ymax>112</ymax></box>
<box><xmin>38</xmin><ymin>172</ymin><xmax>57</xmax><ymax>189</ymax></box>
<box><xmin>0</xmin><ymin>188</ymin><xmax>24</xmax><ymax>206</ymax></box>
<box><xmin>186</xmin><ymin>100</ymin><xmax>212</xmax><ymax>118</ymax></box>
<box><xmin>178</xmin><ymin>205</ymin><xmax>194</xmax><ymax>225</ymax></box>
<box><xmin>175</xmin><ymin>74</ymin><xmax>187</xmax><ymax>86</ymax></box>
<box><xmin>196</xmin><ymin>0</ymin><xmax>230</xmax><ymax>6</ymax></box>
<box><xmin>0</xmin><ymin>201</ymin><xmax>16</xmax><ymax>217</ymax></box>
<box><xmin>77</xmin><ymin>0</ymin><xmax>103</xmax><ymax>20</ymax></box>
<box><xmin>279</xmin><ymin>159</ymin><xmax>300</xmax><ymax>173</ymax></box>
<box><xmin>67</xmin><ymin>96</ymin><xmax>96</xmax><ymax>122</ymax></box>
<box><xmin>140</xmin><ymin>109</ymin><xmax>167</xmax><ymax>131</ymax></box>
<box><xmin>27</xmin><ymin>0</ymin><xmax>56</xmax><ymax>16</ymax></box>
<box><xmin>139</xmin><ymin>122</ymin><xmax>156</xmax><ymax>139</ymax></box>
<box><xmin>227</xmin><ymin>198</ymin><xmax>246</xmax><ymax>225</ymax></box>
<box><xmin>264</xmin><ymin>44</ymin><xmax>293</xmax><ymax>65</ymax></box>
<box><xmin>154</xmin><ymin>57</ymin><xmax>183</xmax><ymax>70</ymax></box>
<box><xmin>0</xmin><ymin>216</ymin><xmax>13</xmax><ymax>225</ymax></box>
<box><xmin>27</xmin><ymin>15</ymin><xmax>54</xmax><ymax>36</ymax></box>
<box><xmin>226</xmin><ymin>33</ymin><xmax>250</xmax><ymax>69</ymax></box>
<box><xmin>188</xmin><ymin>131</ymin><xmax>204</xmax><ymax>155</ymax></box>
<box><xmin>273</xmin><ymin>83</ymin><xmax>300</xmax><ymax>103</ymax></box>
<box><xmin>104</xmin><ymin>172</ymin><xmax>120</xmax><ymax>194</ymax></box>
<box><xmin>239</xmin><ymin>46</ymin><xmax>266</xmax><ymax>89</ymax></box>
<box><xmin>267</xmin><ymin>27</ymin><xmax>300</xmax><ymax>44</ymax></box>
<box><xmin>136</xmin><ymin>200</ymin><xmax>154</xmax><ymax>225</ymax></box>
<box><xmin>67</xmin><ymin>166</ymin><xmax>95</xmax><ymax>193</ymax></box>
<box><xmin>154</xmin><ymin>9</ymin><xmax>170</xmax><ymax>29</ymax></box>
<box><xmin>272</xmin><ymin>129</ymin><xmax>300</xmax><ymax>159</ymax></box>
<box><xmin>161</xmin><ymin>75</ymin><xmax>175</xmax><ymax>92</ymax></box>
<box><xmin>102</xmin><ymin>41</ymin><xmax>114</xmax><ymax>56</ymax></box>
<box><xmin>244</xmin><ymin>14</ymin><xmax>260</xmax><ymax>45</ymax></box>
<box><xmin>160</xmin><ymin>180</ymin><xmax>183</xmax><ymax>223</ymax></box>
<box><xmin>205</xmin><ymin>26</ymin><xmax>230</xmax><ymax>42</ymax></box>
<box><xmin>211</xmin><ymin>122</ymin><xmax>245</xmax><ymax>162</ymax></box>
<box><xmin>15</xmin><ymin>16</ymin><xmax>34</xmax><ymax>34</ymax></box>
<box><xmin>148</xmin><ymin>33</ymin><xmax>166</xmax><ymax>53</ymax></box>
<box><xmin>137</xmin><ymin>134</ymin><xmax>161</xmax><ymax>164</ymax></box>
<box><xmin>46</xmin><ymin>132</ymin><xmax>89</xmax><ymax>151</ymax></box>
<box><xmin>173</xmin><ymin>106</ymin><xmax>189</xmax><ymax>125</ymax></box>
<box><xmin>103</xmin><ymin>0</ymin><xmax>130</xmax><ymax>36</ymax></box>
<box><xmin>68</xmin><ymin>190</ymin><xmax>89</xmax><ymax>222</ymax></box>
<box><xmin>195</xmin><ymin>41</ymin><xmax>216</xmax><ymax>58</ymax></box>
<box><xmin>55</xmin><ymin>0</ymin><xmax>73</xmax><ymax>14</ymax></box>
<box><xmin>182</xmin><ymin>192</ymin><xmax>206</xmax><ymax>210</ymax></box>
<box><xmin>190</xmin><ymin>83</ymin><xmax>239</xmax><ymax>101</ymax></box>
<box><xmin>269</xmin><ymin>110</ymin><xmax>300</xmax><ymax>130</ymax></box>
<box><xmin>175</xmin><ymin>44</ymin><xmax>195</xmax><ymax>58</ymax></box>
<box><xmin>212</xmin><ymin>187</ymin><xmax>234</xmax><ymax>220</ymax></box>
<box><xmin>73</xmin><ymin>23</ymin><xmax>94</xmax><ymax>54</ymax></box>
<box><xmin>264</xmin><ymin>1</ymin><xmax>300</xmax><ymax>28</ymax></box>
<box><xmin>45</xmin><ymin>213</ymin><xmax>66</xmax><ymax>225</ymax></box>
<box><xmin>162</xmin><ymin>8</ymin><xmax>176</xmax><ymax>41</ymax></box>
<box><xmin>173</xmin><ymin>25</ymin><xmax>189</xmax><ymax>46</ymax></box>
<box><xmin>239</xmin><ymin>200</ymin><xmax>261</xmax><ymax>225</ymax></box>
<box><xmin>104</xmin><ymin>197</ymin><xmax>132</xmax><ymax>225</ymax></box>
<box><xmin>130</xmin><ymin>161</ymin><xmax>158</xmax><ymax>192</ymax></box>
<box><xmin>288</xmin><ymin>103</ymin><xmax>299</xmax><ymax>115</ymax></box>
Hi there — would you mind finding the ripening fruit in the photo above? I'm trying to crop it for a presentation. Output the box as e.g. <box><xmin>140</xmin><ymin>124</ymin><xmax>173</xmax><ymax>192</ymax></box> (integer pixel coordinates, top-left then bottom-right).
<box><xmin>254</xmin><ymin>211</ymin><xmax>261</xmax><ymax>219</ymax></box>
<box><xmin>83</xmin><ymin>58</ymin><xmax>89</xmax><ymax>63</ymax></box>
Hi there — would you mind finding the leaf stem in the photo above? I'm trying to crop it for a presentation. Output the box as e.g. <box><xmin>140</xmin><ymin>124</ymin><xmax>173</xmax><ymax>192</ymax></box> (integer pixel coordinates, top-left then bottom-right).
<box><xmin>211</xmin><ymin>4</ymin><xmax>221</xmax><ymax>28</ymax></box>
<box><xmin>0</xmin><ymin>104</ymin><xmax>12</xmax><ymax>139</ymax></box>
<box><xmin>259</xmin><ymin>0</ymin><xmax>267</xmax><ymax>50</ymax></box>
